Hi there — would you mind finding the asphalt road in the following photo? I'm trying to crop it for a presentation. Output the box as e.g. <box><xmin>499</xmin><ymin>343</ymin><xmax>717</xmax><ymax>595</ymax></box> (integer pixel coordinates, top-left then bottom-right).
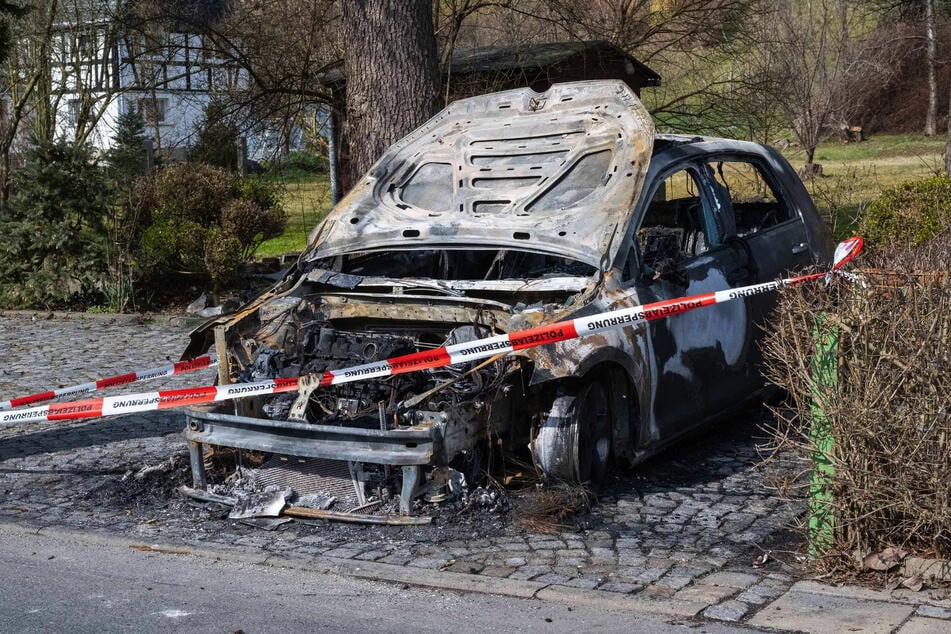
<box><xmin>0</xmin><ymin>524</ymin><xmax>756</xmax><ymax>634</ymax></box>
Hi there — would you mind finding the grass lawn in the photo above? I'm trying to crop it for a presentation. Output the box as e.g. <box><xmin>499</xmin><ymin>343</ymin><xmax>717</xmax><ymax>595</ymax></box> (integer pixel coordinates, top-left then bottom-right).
<box><xmin>256</xmin><ymin>171</ymin><xmax>333</xmax><ymax>257</ymax></box>
<box><xmin>253</xmin><ymin>134</ymin><xmax>947</xmax><ymax>257</ymax></box>
<box><xmin>781</xmin><ymin>133</ymin><xmax>946</xmax><ymax>240</ymax></box>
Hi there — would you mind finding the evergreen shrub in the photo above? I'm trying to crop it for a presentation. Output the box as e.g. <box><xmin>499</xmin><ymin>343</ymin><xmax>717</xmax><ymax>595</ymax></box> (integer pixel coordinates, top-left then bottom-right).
<box><xmin>0</xmin><ymin>141</ymin><xmax>111</xmax><ymax>308</ymax></box>
<box><xmin>860</xmin><ymin>175</ymin><xmax>951</xmax><ymax>247</ymax></box>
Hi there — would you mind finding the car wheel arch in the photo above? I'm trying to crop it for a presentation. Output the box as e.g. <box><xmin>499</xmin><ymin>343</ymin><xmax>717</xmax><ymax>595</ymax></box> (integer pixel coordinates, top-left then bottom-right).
<box><xmin>529</xmin><ymin>360</ymin><xmax>643</xmax><ymax>484</ymax></box>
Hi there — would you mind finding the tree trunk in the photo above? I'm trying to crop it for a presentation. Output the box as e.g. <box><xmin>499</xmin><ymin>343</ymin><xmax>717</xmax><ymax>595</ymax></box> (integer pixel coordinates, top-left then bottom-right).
<box><xmin>800</xmin><ymin>144</ymin><xmax>819</xmax><ymax>180</ymax></box>
<box><xmin>946</xmin><ymin>82</ymin><xmax>951</xmax><ymax>176</ymax></box>
<box><xmin>0</xmin><ymin>0</ymin><xmax>58</xmax><ymax>202</ymax></box>
<box><xmin>925</xmin><ymin>0</ymin><xmax>937</xmax><ymax>137</ymax></box>
<box><xmin>341</xmin><ymin>0</ymin><xmax>438</xmax><ymax>191</ymax></box>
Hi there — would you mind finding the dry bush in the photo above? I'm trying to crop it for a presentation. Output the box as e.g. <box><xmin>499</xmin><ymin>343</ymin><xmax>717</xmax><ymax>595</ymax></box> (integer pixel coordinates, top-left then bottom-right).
<box><xmin>762</xmin><ymin>236</ymin><xmax>951</xmax><ymax>569</ymax></box>
<box><xmin>513</xmin><ymin>483</ymin><xmax>591</xmax><ymax>534</ymax></box>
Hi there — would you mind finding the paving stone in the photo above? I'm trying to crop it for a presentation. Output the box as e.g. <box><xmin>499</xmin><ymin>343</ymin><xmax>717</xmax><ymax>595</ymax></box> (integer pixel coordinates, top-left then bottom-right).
<box><xmin>378</xmin><ymin>553</ymin><xmax>411</xmax><ymax>565</ymax></box>
<box><xmin>736</xmin><ymin>580</ymin><xmax>787</xmax><ymax>605</ymax></box>
<box><xmin>560</xmin><ymin>577</ymin><xmax>601</xmax><ymax>590</ymax></box>
<box><xmin>533</xmin><ymin>573</ymin><xmax>574</xmax><ymax>585</ymax></box>
<box><xmin>703</xmin><ymin>600</ymin><xmax>749</xmax><ymax>622</ymax></box>
<box><xmin>636</xmin><ymin>567</ymin><xmax>669</xmax><ymax>584</ymax></box>
<box><xmin>556</xmin><ymin>549</ymin><xmax>588</xmax><ymax>558</ymax></box>
<box><xmin>597</xmin><ymin>582</ymin><xmax>642</xmax><ymax>594</ymax></box>
<box><xmin>899</xmin><ymin>617</ymin><xmax>951</xmax><ymax>633</ymax></box>
<box><xmin>444</xmin><ymin>561</ymin><xmax>484</xmax><ymax>574</ymax></box>
<box><xmin>407</xmin><ymin>557</ymin><xmax>450</xmax><ymax>570</ymax></box>
<box><xmin>642</xmin><ymin>496</ymin><xmax>678</xmax><ymax>509</ymax></box>
<box><xmin>504</xmin><ymin>557</ymin><xmax>527</xmax><ymax>567</ymax></box>
<box><xmin>586</xmin><ymin>530</ymin><xmax>612</xmax><ymax>540</ymax></box>
<box><xmin>655</xmin><ymin>575</ymin><xmax>693</xmax><ymax>592</ymax></box>
<box><xmin>917</xmin><ymin>605</ymin><xmax>951</xmax><ymax>620</ymax></box>
<box><xmin>617</xmin><ymin>553</ymin><xmax>647</xmax><ymax>567</ymax></box>
<box><xmin>700</xmin><ymin>571</ymin><xmax>761</xmax><ymax>589</ymax></box>
<box><xmin>494</xmin><ymin>550</ymin><xmax>530</xmax><ymax>561</ymax></box>
<box><xmin>508</xmin><ymin>565</ymin><xmax>552</xmax><ymax>581</ymax></box>
<box><xmin>667</xmin><ymin>565</ymin><xmax>701</xmax><ymax>578</ymax></box>
<box><xmin>675</xmin><ymin>583</ymin><xmax>737</xmax><ymax>604</ymax></box>
<box><xmin>645</xmin><ymin>558</ymin><xmax>675</xmax><ymax>572</ymax></box>
<box><xmin>480</xmin><ymin>565</ymin><xmax>515</xmax><ymax>578</ymax></box>
<box><xmin>322</xmin><ymin>547</ymin><xmax>365</xmax><ymax>559</ymax></box>
<box><xmin>643</xmin><ymin>584</ymin><xmax>675</xmax><ymax>598</ymax></box>
<box><xmin>557</xmin><ymin>558</ymin><xmax>585</xmax><ymax>568</ymax></box>
<box><xmin>750</xmin><ymin>591</ymin><xmax>916</xmax><ymax>634</ymax></box>
<box><xmin>526</xmin><ymin>553</ymin><xmax>555</xmax><ymax>565</ymax></box>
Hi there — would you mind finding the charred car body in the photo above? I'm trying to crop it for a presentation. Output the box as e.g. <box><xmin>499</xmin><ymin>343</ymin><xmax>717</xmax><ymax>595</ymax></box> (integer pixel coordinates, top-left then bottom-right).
<box><xmin>181</xmin><ymin>81</ymin><xmax>831</xmax><ymax>519</ymax></box>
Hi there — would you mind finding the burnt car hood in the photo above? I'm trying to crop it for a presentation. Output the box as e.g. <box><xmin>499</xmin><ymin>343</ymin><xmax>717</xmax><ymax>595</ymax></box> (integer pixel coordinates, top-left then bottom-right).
<box><xmin>304</xmin><ymin>80</ymin><xmax>654</xmax><ymax>269</ymax></box>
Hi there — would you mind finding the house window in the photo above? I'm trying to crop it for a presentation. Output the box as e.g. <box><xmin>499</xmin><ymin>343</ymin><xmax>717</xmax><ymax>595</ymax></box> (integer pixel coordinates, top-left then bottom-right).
<box><xmin>136</xmin><ymin>97</ymin><xmax>168</xmax><ymax>124</ymax></box>
<box><xmin>66</xmin><ymin>99</ymin><xmax>82</xmax><ymax>125</ymax></box>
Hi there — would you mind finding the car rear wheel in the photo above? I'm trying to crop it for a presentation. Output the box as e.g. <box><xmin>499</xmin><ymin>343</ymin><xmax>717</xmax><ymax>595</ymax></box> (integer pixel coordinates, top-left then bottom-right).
<box><xmin>531</xmin><ymin>380</ymin><xmax>612</xmax><ymax>486</ymax></box>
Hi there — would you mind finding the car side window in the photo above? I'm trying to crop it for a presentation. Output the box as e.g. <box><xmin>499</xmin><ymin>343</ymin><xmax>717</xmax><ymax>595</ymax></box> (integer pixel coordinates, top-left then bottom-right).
<box><xmin>634</xmin><ymin>167</ymin><xmax>721</xmax><ymax>278</ymax></box>
<box><xmin>709</xmin><ymin>159</ymin><xmax>792</xmax><ymax>236</ymax></box>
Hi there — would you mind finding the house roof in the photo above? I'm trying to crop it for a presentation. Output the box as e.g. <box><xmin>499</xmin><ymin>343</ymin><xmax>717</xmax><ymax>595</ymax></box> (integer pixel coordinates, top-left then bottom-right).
<box><xmin>450</xmin><ymin>40</ymin><xmax>661</xmax><ymax>86</ymax></box>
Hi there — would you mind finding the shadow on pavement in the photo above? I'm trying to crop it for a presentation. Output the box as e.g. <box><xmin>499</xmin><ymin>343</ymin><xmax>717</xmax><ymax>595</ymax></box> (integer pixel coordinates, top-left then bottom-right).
<box><xmin>0</xmin><ymin>412</ymin><xmax>182</xmax><ymax>462</ymax></box>
<box><xmin>608</xmin><ymin>403</ymin><xmax>776</xmax><ymax>496</ymax></box>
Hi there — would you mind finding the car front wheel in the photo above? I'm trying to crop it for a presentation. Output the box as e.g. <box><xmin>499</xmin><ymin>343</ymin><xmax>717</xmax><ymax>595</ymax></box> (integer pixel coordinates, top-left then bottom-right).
<box><xmin>531</xmin><ymin>380</ymin><xmax>612</xmax><ymax>486</ymax></box>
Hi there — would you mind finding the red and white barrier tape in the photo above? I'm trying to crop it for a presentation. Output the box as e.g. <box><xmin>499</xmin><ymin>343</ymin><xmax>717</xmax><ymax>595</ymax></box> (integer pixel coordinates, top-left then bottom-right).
<box><xmin>0</xmin><ymin>237</ymin><xmax>863</xmax><ymax>426</ymax></box>
<box><xmin>0</xmin><ymin>354</ymin><xmax>217</xmax><ymax>411</ymax></box>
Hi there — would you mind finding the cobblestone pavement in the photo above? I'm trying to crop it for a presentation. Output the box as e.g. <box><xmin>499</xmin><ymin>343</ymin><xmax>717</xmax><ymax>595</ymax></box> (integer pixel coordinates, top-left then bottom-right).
<box><xmin>2</xmin><ymin>312</ymin><xmax>947</xmax><ymax>630</ymax></box>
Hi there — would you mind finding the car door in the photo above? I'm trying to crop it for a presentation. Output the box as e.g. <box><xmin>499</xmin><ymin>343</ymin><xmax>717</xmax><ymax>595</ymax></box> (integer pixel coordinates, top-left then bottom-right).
<box><xmin>624</xmin><ymin>162</ymin><xmax>755</xmax><ymax>442</ymax></box>
<box><xmin>705</xmin><ymin>154</ymin><xmax>815</xmax><ymax>372</ymax></box>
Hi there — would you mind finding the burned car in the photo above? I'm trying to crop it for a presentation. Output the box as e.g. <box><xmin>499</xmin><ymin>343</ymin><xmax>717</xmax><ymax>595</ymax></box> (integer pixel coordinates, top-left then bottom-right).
<box><xmin>181</xmin><ymin>80</ymin><xmax>831</xmax><ymax>520</ymax></box>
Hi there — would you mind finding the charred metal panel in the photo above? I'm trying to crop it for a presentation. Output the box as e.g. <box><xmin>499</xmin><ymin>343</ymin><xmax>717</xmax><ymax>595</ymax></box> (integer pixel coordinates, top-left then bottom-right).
<box><xmin>303</xmin><ymin>81</ymin><xmax>654</xmax><ymax>270</ymax></box>
<box><xmin>184</xmin><ymin>410</ymin><xmax>440</xmax><ymax>466</ymax></box>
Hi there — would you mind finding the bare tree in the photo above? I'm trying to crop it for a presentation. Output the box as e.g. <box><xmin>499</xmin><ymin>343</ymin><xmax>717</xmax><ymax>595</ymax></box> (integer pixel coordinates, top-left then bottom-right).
<box><xmin>0</xmin><ymin>0</ymin><xmax>58</xmax><ymax>201</ymax></box>
<box><xmin>0</xmin><ymin>2</ymin><xmax>29</xmax><ymax>64</ymax></box>
<box><xmin>755</xmin><ymin>0</ymin><xmax>908</xmax><ymax>176</ymax></box>
<box><xmin>925</xmin><ymin>0</ymin><xmax>938</xmax><ymax>136</ymax></box>
<box><xmin>946</xmin><ymin>82</ymin><xmax>951</xmax><ymax>174</ymax></box>
<box><xmin>481</xmin><ymin>0</ymin><xmax>774</xmax><ymax>136</ymax></box>
<box><xmin>434</xmin><ymin>0</ymin><xmax>516</xmax><ymax>104</ymax></box>
<box><xmin>518</xmin><ymin>0</ymin><xmax>757</xmax><ymax>63</ymax></box>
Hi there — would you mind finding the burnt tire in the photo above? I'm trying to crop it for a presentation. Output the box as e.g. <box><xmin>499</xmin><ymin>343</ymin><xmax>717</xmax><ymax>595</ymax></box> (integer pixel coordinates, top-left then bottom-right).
<box><xmin>531</xmin><ymin>381</ymin><xmax>612</xmax><ymax>487</ymax></box>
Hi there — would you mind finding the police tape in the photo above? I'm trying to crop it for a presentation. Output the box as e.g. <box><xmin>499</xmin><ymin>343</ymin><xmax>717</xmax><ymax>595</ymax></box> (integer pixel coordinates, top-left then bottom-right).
<box><xmin>0</xmin><ymin>237</ymin><xmax>863</xmax><ymax>426</ymax></box>
<box><xmin>0</xmin><ymin>354</ymin><xmax>218</xmax><ymax>411</ymax></box>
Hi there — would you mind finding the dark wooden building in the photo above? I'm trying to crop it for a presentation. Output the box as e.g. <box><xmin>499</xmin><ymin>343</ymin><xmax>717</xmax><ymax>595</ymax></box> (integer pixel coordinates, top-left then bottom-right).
<box><xmin>445</xmin><ymin>40</ymin><xmax>660</xmax><ymax>102</ymax></box>
<box><xmin>327</xmin><ymin>41</ymin><xmax>661</xmax><ymax>197</ymax></box>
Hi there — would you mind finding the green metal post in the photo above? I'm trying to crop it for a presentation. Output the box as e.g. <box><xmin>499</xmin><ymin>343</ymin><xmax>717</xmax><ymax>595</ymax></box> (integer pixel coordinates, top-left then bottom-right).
<box><xmin>809</xmin><ymin>314</ymin><xmax>838</xmax><ymax>559</ymax></box>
